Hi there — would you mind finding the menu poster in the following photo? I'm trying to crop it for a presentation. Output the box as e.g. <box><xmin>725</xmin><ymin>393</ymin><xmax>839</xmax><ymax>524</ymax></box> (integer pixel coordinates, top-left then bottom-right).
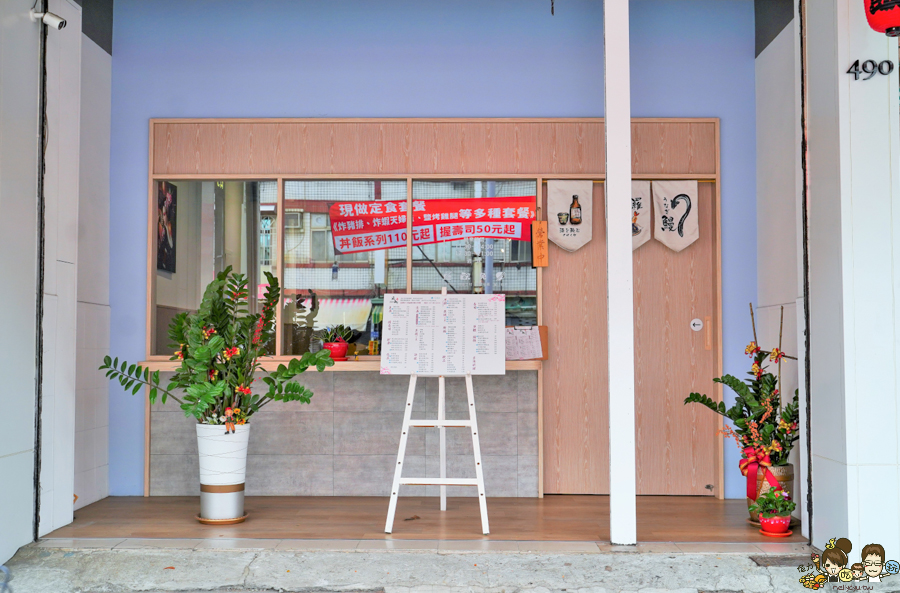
<box><xmin>505</xmin><ymin>326</ymin><xmax>544</xmax><ymax>361</ymax></box>
<box><xmin>381</xmin><ymin>294</ymin><xmax>506</xmax><ymax>376</ymax></box>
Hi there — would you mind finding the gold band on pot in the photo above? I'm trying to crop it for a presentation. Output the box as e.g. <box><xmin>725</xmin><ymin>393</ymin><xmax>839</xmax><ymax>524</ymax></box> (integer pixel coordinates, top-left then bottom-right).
<box><xmin>200</xmin><ymin>483</ymin><xmax>245</xmax><ymax>493</ymax></box>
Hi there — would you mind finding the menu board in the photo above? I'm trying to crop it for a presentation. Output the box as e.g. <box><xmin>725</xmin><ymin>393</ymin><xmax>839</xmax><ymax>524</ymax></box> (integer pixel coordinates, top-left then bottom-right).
<box><xmin>505</xmin><ymin>327</ymin><xmax>544</xmax><ymax>361</ymax></box>
<box><xmin>381</xmin><ymin>294</ymin><xmax>506</xmax><ymax>376</ymax></box>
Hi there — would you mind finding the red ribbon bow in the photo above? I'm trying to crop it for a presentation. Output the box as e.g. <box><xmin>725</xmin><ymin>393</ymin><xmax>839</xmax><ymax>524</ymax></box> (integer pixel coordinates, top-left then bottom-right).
<box><xmin>739</xmin><ymin>446</ymin><xmax>781</xmax><ymax>500</ymax></box>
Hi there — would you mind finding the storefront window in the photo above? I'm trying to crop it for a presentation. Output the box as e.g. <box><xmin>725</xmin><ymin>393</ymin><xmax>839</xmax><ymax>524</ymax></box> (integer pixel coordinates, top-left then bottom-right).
<box><xmin>153</xmin><ymin>180</ymin><xmax>276</xmax><ymax>355</ymax></box>
<box><xmin>152</xmin><ymin>178</ymin><xmax>539</xmax><ymax>358</ymax></box>
<box><xmin>280</xmin><ymin>180</ymin><xmax>407</xmax><ymax>356</ymax></box>
<box><xmin>411</xmin><ymin>180</ymin><xmax>537</xmax><ymax>325</ymax></box>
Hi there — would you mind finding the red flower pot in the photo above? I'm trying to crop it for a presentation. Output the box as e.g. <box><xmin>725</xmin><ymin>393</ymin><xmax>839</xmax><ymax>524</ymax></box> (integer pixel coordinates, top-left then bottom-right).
<box><xmin>866</xmin><ymin>0</ymin><xmax>900</xmax><ymax>37</ymax></box>
<box><xmin>759</xmin><ymin>514</ymin><xmax>791</xmax><ymax>534</ymax></box>
<box><xmin>322</xmin><ymin>341</ymin><xmax>348</xmax><ymax>361</ymax></box>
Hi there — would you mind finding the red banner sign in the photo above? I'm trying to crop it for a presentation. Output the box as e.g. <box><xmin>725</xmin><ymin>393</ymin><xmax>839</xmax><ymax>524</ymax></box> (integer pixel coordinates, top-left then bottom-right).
<box><xmin>329</xmin><ymin>196</ymin><xmax>536</xmax><ymax>254</ymax></box>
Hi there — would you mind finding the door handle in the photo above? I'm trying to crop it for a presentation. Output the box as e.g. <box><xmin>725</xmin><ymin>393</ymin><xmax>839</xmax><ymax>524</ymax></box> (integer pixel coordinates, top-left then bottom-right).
<box><xmin>705</xmin><ymin>316</ymin><xmax>712</xmax><ymax>351</ymax></box>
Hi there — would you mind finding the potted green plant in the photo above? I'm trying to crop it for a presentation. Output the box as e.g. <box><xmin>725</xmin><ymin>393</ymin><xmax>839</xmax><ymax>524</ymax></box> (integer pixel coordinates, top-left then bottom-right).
<box><xmin>317</xmin><ymin>324</ymin><xmax>353</xmax><ymax>361</ymax></box>
<box><xmin>684</xmin><ymin>333</ymin><xmax>800</xmax><ymax>521</ymax></box>
<box><xmin>100</xmin><ymin>267</ymin><xmax>334</xmax><ymax>524</ymax></box>
<box><xmin>749</xmin><ymin>489</ymin><xmax>796</xmax><ymax>535</ymax></box>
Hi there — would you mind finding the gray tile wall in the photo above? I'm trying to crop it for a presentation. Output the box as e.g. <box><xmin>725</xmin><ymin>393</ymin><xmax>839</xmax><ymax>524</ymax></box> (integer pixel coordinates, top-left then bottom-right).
<box><xmin>149</xmin><ymin>371</ymin><xmax>539</xmax><ymax>497</ymax></box>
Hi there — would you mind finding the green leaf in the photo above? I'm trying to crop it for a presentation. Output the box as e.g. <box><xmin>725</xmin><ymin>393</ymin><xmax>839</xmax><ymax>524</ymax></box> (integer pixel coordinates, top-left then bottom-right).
<box><xmin>132</xmin><ymin>383</ymin><xmax>143</xmax><ymax>396</ymax></box>
<box><xmin>714</xmin><ymin>375</ymin><xmax>753</xmax><ymax>401</ymax></box>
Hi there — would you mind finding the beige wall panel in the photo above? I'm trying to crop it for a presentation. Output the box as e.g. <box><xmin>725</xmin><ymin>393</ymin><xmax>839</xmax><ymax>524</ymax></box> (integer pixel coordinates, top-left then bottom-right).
<box><xmin>151</xmin><ymin>119</ymin><xmax>620</xmax><ymax>176</ymax></box>
<box><xmin>380</xmin><ymin>123</ymin><xmax>411</xmax><ymax>173</ymax></box>
<box><xmin>688</xmin><ymin>123</ymin><xmax>718</xmax><ymax>174</ymax></box>
<box><xmin>195</xmin><ymin>124</ymin><xmax>224</xmax><ymax>174</ymax></box>
<box><xmin>631</xmin><ymin>122</ymin><xmax>716</xmax><ymax>175</ymax></box>
<box><xmin>153</xmin><ymin>120</ymin><xmax>717</xmax><ymax>177</ymax></box>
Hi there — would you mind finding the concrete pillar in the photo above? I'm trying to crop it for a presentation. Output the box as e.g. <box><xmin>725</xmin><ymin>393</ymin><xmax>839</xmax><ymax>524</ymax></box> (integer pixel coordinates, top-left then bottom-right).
<box><xmin>604</xmin><ymin>0</ymin><xmax>637</xmax><ymax>545</ymax></box>
<box><xmin>806</xmin><ymin>0</ymin><xmax>900</xmax><ymax>551</ymax></box>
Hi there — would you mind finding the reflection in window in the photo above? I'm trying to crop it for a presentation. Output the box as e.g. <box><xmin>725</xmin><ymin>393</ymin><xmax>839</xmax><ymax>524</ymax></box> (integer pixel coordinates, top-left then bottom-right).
<box><xmin>281</xmin><ymin>180</ymin><xmax>407</xmax><ymax>356</ymax></box>
<box><xmin>411</xmin><ymin>180</ymin><xmax>537</xmax><ymax>326</ymax></box>
<box><xmin>153</xmin><ymin>180</ymin><xmax>276</xmax><ymax>355</ymax></box>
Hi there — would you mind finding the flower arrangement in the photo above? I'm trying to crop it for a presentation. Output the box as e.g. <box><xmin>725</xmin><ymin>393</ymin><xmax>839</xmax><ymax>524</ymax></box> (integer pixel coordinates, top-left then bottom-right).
<box><xmin>99</xmin><ymin>267</ymin><xmax>334</xmax><ymax>424</ymax></box>
<box><xmin>684</xmin><ymin>344</ymin><xmax>800</xmax><ymax>466</ymax></box>
<box><xmin>317</xmin><ymin>324</ymin><xmax>353</xmax><ymax>344</ymax></box>
<box><xmin>749</xmin><ymin>488</ymin><xmax>796</xmax><ymax>518</ymax></box>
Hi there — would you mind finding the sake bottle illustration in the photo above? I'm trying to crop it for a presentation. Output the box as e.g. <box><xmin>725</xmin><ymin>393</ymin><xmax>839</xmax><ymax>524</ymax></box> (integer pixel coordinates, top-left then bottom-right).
<box><xmin>569</xmin><ymin>195</ymin><xmax>582</xmax><ymax>225</ymax></box>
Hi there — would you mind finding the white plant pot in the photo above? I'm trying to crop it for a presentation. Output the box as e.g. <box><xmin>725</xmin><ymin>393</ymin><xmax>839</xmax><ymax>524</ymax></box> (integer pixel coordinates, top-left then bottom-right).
<box><xmin>196</xmin><ymin>423</ymin><xmax>250</xmax><ymax>523</ymax></box>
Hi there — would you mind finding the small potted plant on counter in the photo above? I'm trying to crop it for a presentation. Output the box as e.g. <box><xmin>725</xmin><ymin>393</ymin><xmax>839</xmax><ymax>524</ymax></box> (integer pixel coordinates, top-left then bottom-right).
<box><xmin>317</xmin><ymin>324</ymin><xmax>353</xmax><ymax>361</ymax></box>
<box><xmin>749</xmin><ymin>489</ymin><xmax>796</xmax><ymax>536</ymax></box>
<box><xmin>100</xmin><ymin>267</ymin><xmax>334</xmax><ymax>524</ymax></box>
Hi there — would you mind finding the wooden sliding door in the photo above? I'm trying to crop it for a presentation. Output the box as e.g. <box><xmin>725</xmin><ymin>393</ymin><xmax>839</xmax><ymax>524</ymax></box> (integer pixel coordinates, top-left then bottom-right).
<box><xmin>633</xmin><ymin>181</ymin><xmax>718</xmax><ymax>495</ymax></box>
<box><xmin>542</xmin><ymin>182</ymin><xmax>610</xmax><ymax>494</ymax></box>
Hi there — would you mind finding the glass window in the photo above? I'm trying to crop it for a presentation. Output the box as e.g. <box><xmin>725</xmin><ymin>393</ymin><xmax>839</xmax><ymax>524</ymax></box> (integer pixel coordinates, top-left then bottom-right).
<box><xmin>153</xmin><ymin>180</ymin><xmax>276</xmax><ymax>355</ymax></box>
<box><xmin>411</xmin><ymin>180</ymin><xmax>537</xmax><ymax>326</ymax></box>
<box><xmin>281</xmin><ymin>180</ymin><xmax>407</xmax><ymax>356</ymax></box>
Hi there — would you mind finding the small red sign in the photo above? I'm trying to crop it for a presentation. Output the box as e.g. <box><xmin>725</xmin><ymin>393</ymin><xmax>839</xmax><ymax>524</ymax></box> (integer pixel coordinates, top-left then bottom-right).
<box><xmin>328</xmin><ymin>196</ymin><xmax>536</xmax><ymax>254</ymax></box>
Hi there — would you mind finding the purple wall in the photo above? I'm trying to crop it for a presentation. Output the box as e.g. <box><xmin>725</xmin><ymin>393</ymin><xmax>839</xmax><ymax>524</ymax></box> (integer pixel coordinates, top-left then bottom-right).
<box><xmin>110</xmin><ymin>0</ymin><xmax>756</xmax><ymax>497</ymax></box>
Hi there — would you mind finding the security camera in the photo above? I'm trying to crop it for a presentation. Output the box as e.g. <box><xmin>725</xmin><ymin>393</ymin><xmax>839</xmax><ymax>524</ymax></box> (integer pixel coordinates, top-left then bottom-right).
<box><xmin>30</xmin><ymin>9</ymin><xmax>66</xmax><ymax>30</ymax></box>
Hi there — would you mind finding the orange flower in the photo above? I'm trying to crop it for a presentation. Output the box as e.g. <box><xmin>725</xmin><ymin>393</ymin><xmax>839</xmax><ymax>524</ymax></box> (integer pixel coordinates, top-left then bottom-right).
<box><xmin>717</xmin><ymin>424</ymin><xmax>742</xmax><ymax>447</ymax></box>
<box><xmin>745</xmin><ymin>341</ymin><xmax>761</xmax><ymax>356</ymax></box>
<box><xmin>751</xmin><ymin>362</ymin><xmax>763</xmax><ymax>378</ymax></box>
<box><xmin>770</xmin><ymin>347</ymin><xmax>785</xmax><ymax>363</ymax></box>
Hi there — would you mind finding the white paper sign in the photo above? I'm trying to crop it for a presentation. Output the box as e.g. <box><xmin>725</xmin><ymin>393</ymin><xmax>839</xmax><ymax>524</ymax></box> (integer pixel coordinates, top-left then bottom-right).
<box><xmin>505</xmin><ymin>326</ymin><xmax>543</xmax><ymax>361</ymax></box>
<box><xmin>381</xmin><ymin>294</ymin><xmax>506</xmax><ymax>376</ymax></box>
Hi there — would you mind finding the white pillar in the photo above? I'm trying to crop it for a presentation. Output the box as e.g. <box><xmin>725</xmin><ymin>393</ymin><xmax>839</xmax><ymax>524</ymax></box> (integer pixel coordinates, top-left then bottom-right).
<box><xmin>0</xmin><ymin>0</ymin><xmax>42</xmax><ymax>564</ymax></box>
<box><xmin>806</xmin><ymin>0</ymin><xmax>900</xmax><ymax>551</ymax></box>
<box><xmin>40</xmin><ymin>0</ymin><xmax>83</xmax><ymax>537</ymax></box>
<box><xmin>604</xmin><ymin>0</ymin><xmax>636</xmax><ymax>545</ymax></box>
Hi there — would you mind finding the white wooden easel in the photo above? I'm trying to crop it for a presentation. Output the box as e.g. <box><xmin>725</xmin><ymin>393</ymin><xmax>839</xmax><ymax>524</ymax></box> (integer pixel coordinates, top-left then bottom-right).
<box><xmin>384</xmin><ymin>375</ymin><xmax>490</xmax><ymax>534</ymax></box>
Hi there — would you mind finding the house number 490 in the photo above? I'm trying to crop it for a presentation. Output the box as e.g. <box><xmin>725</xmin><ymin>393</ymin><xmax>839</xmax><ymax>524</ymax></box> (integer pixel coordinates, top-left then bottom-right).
<box><xmin>847</xmin><ymin>60</ymin><xmax>894</xmax><ymax>80</ymax></box>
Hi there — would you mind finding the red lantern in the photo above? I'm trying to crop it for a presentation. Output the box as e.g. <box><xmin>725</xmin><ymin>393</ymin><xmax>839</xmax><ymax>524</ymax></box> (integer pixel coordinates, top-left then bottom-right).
<box><xmin>866</xmin><ymin>0</ymin><xmax>900</xmax><ymax>37</ymax></box>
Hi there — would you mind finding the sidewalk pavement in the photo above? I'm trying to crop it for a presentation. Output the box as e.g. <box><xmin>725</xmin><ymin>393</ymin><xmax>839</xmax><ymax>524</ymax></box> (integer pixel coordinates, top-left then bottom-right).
<box><xmin>6</xmin><ymin>539</ymin><xmax>880</xmax><ymax>593</ymax></box>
